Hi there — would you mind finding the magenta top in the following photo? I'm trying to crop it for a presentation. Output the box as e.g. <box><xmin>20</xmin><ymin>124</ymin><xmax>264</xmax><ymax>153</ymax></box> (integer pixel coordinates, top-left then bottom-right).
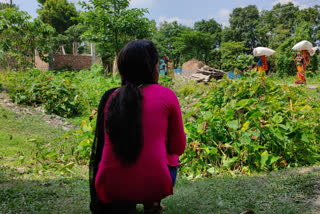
<box><xmin>95</xmin><ymin>84</ymin><xmax>186</xmax><ymax>203</ymax></box>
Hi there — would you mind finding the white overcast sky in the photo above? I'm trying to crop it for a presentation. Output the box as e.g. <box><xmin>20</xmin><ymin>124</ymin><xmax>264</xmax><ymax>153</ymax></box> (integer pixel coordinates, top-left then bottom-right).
<box><xmin>3</xmin><ymin>0</ymin><xmax>320</xmax><ymax>26</ymax></box>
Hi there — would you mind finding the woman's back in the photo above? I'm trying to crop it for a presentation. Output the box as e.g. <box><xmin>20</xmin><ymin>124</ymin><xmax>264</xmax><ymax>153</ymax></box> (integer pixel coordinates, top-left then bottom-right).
<box><xmin>95</xmin><ymin>84</ymin><xmax>185</xmax><ymax>203</ymax></box>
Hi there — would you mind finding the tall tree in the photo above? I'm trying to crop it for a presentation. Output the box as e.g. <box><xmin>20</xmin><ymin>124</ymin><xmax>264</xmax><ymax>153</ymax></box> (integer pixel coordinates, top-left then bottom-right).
<box><xmin>262</xmin><ymin>3</ymin><xmax>299</xmax><ymax>34</ymax></box>
<box><xmin>153</xmin><ymin>21</ymin><xmax>189</xmax><ymax>67</ymax></box>
<box><xmin>79</xmin><ymin>0</ymin><xmax>154</xmax><ymax>71</ymax></box>
<box><xmin>173</xmin><ymin>30</ymin><xmax>215</xmax><ymax>64</ymax></box>
<box><xmin>37</xmin><ymin>0</ymin><xmax>47</xmax><ymax>5</ymax></box>
<box><xmin>297</xmin><ymin>5</ymin><xmax>320</xmax><ymax>45</ymax></box>
<box><xmin>0</xmin><ymin>2</ymin><xmax>18</xmax><ymax>10</ymax></box>
<box><xmin>219</xmin><ymin>41</ymin><xmax>250</xmax><ymax>72</ymax></box>
<box><xmin>194</xmin><ymin>18</ymin><xmax>222</xmax><ymax>48</ymax></box>
<box><xmin>229</xmin><ymin>5</ymin><xmax>260</xmax><ymax>50</ymax></box>
<box><xmin>0</xmin><ymin>8</ymin><xmax>55</xmax><ymax>70</ymax></box>
<box><xmin>37</xmin><ymin>0</ymin><xmax>78</xmax><ymax>34</ymax></box>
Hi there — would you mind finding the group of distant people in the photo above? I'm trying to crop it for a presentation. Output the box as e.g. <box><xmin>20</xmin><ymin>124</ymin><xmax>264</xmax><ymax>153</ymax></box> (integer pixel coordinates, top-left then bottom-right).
<box><xmin>253</xmin><ymin>51</ymin><xmax>311</xmax><ymax>84</ymax></box>
<box><xmin>159</xmin><ymin>54</ymin><xmax>175</xmax><ymax>79</ymax></box>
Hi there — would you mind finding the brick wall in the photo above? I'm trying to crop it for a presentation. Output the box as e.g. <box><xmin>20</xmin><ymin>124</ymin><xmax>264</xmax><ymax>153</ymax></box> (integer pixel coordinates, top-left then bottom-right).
<box><xmin>35</xmin><ymin>54</ymin><xmax>101</xmax><ymax>71</ymax></box>
<box><xmin>52</xmin><ymin>54</ymin><xmax>101</xmax><ymax>70</ymax></box>
<box><xmin>35</xmin><ymin>55</ymin><xmax>49</xmax><ymax>71</ymax></box>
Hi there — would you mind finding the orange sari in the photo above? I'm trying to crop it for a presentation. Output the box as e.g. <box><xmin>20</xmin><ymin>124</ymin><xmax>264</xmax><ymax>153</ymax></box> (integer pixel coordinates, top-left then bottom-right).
<box><xmin>261</xmin><ymin>56</ymin><xmax>268</xmax><ymax>71</ymax></box>
<box><xmin>295</xmin><ymin>64</ymin><xmax>306</xmax><ymax>84</ymax></box>
<box><xmin>302</xmin><ymin>50</ymin><xmax>310</xmax><ymax>71</ymax></box>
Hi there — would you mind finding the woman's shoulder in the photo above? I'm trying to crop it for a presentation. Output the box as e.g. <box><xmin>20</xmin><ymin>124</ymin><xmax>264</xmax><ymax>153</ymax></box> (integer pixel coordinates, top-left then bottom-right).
<box><xmin>143</xmin><ymin>84</ymin><xmax>176</xmax><ymax>99</ymax></box>
<box><xmin>152</xmin><ymin>85</ymin><xmax>179</xmax><ymax>102</ymax></box>
<box><xmin>149</xmin><ymin>84</ymin><xmax>175</xmax><ymax>94</ymax></box>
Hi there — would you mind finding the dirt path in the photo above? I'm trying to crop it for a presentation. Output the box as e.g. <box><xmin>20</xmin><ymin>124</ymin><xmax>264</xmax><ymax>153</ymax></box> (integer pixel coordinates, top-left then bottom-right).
<box><xmin>288</xmin><ymin>84</ymin><xmax>319</xmax><ymax>89</ymax></box>
<box><xmin>0</xmin><ymin>92</ymin><xmax>76</xmax><ymax>131</ymax></box>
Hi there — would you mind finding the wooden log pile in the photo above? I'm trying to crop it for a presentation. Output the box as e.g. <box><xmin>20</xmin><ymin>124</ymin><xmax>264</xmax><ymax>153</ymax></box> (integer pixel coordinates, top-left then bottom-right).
<box><xmin>190</xmin><ymin>65</ymin><xmax>226</xmax><ymax>82</ymax></box>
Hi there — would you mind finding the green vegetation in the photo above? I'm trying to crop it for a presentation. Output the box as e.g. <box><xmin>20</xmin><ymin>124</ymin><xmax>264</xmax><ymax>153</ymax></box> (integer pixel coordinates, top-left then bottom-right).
<box><xmin>180</xmin><ymin>72</ymin><xmax>320</xmax><ymax>178</ymax></box>
<box><xmin>1</xmin><ymin>106</ymin><xmax>319</xmax><ymax>213</ymax></box>
<box><xmin>79</xmin><ymin>0</ymin><xmax>155</xmax><ymax>68</ymax></box>
<box><xmin>152</xmin><ymin>3</ymin><xmax>320</xmax><ymax>74</ymax></box>
<box><xmin>1</xmin><ymin>69</ymin><xmax>320</xmax><ymax>177</ymax></box>
<box><xmin>37</xmin><ymin>0</ymin><xmax>78</xmax><ymax>35</ymax></box>
<box><xmin>0</xmin><ymin>65</ymin><xmax>120</xmax><ymax>117</ymax></box>
<box><xmin>1</xmin><ymin>1</ymin><xmax>320</xmax><ymax>74</ymax></box>
<box><xmin>0</xmin><ymin>8</ymin><xmax>54</xmax><ymax>70</ymax></box>
<box><xmin>164</xmin><ymin>169</ymin><xmax>320</xmax><ymax>214</ymax></box>
<box><xmin>270</xmin><ymin>72</ymin><xmax>320</xmax><ymax>85</ymax></box>
<box><xmin>1</xmin><ymin>0</ymin><xmax>320</xmax><ymax>213</ymax></box>
<box><xmin>0</xmin><ymin>106</ymin><xmax>89</xmax><ymax>213</ymax></box>
<box><xmin>0</xmin><ymin>106</ymin><xmax>77</xmax><ymax>178</ymax></box>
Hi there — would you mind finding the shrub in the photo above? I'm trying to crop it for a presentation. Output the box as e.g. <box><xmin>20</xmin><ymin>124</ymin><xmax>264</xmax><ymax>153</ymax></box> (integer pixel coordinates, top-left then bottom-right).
<box><xmin>6</xmin><ymin>69</ymin><xmax>84</xmax><ymax>117</ymax></box>
<box><xmin>180</xmin><ymin>71</ymin><xmax>320</xmax><ymax>177</ymax></box>
<box><xmin>3</xmin><ymin>65</ymin><xmax>120</xmax><ymax>117</ymax></box>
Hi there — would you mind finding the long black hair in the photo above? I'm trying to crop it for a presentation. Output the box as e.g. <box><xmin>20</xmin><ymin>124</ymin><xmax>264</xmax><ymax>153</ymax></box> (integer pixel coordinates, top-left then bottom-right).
<box><xmin>105</xmin><ymin>40</ymin><xmax>159</xmax><ymax>164</ymax></box>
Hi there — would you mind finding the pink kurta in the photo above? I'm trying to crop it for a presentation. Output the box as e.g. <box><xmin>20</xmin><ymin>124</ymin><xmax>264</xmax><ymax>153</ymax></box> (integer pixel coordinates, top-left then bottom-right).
<box><xmin>95</xmin><ymin>84</ymin><xmax>186</xmax><ymax>203</ymax></box>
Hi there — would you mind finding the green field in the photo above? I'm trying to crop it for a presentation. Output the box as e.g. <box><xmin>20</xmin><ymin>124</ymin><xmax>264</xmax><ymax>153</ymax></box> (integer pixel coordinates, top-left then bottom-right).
<box><xmin>2</xmin><ymin>1</ymin><xmax>320</xmax><ymax>213</ymax></box>
<box><xmin>1</xmin><ymin>100</ymin><xmax>320</xmax><ymax>214</ymax></box>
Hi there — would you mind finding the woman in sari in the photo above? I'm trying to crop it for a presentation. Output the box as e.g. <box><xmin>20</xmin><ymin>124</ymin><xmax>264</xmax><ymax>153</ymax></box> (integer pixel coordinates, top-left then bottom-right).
<box><xmin>295</xmin><ymin>52</ymin><xmax>306</xmax><ymax>84</ymax></box>
<box><xmin>159</xmin><ymin>59</ymin><xmax>167</xmax><ymax>76</ymax></box>
<box><xmin>167</xmin><ymin>59</ymin><xmax>175</xmax><ymax>79</ymax></box>
<box><xmin>261</xmin><ymin>56</ymin><xmax>268</xmax><ymax>72</ymax></box>
<box><xmin>256</xmin><ymin>56</ymin><xmax>268</xmax><ymax>73</ymax></box>
<box><xmin>302</xmin><ymin>50</ymin><xmax>310</xmax><ymax>71</ymax></box>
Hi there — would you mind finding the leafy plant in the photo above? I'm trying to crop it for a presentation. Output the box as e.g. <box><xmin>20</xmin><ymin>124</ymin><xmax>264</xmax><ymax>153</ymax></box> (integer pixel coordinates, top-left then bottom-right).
<box><xmin>180</xmin><ymin>71</ymin><xmax>320</xmax><ymax>177</ymax></box>
<box><xmin>5</xmin><ymin>69</ymin><xmax>84</xmax><ymax>117</ymax></box>
<box><xmin>0</xmin><ymin>8</ymin><xmax>55</xmax><ymax>70</ymax></box>
<box><xmin>2</xmin><ymin>65</ymin><xmax>120</xmax><ymax>117</ymax></box>
<box><xmin>79</xmin><ymin>0</ymin><xmax>154</xmax><ymax>70</ymax></box>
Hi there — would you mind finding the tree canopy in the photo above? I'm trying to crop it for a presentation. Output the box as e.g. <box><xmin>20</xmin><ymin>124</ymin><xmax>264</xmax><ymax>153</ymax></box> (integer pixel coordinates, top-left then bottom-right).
<box><xmin>79</xmin><ymin>0</ymin><xmax>154</xmax><ymax>69</ymax></box>
<box><xmin>153</xmin><ymin>3</ymin><xmax>320</xmax><ymax>74</ymax></box>
<box><xmin>2</xmin><ymin>1</ymin><xmax>320</xmax><ymax>75</ymax></box>
<box><xmin>0</xmin><ymin>2</ymin><xmax>18</xmax><ymax>10</ymax></box>
<box><xmin>0</xmin><ymin>8</ymin><xmax>55</xmax><ymax>70</ymax></box>
<box><xmin>37</xmin><ymin>0</ymin><xmax>78</xmax><ymax>34</ymax></box>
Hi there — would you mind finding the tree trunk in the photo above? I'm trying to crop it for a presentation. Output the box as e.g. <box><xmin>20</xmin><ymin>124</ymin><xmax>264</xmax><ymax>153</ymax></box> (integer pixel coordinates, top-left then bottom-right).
<box><xmin>60</xmin><ymin>45</ymin><xmax>66</xmax><ymax>55</ymax></box>
<box><xmin>73</xmin><ymin>36</ymin><xmax>78</xmax><ymax>55</ymax></box>
<box><xmin>112</xmin><ymin>56</ymin><xmax>117</xmax><ymax>78</ymax></box>
<box><xmin>91</xmin><ymin>43</ymin><xmax>95</xmax><ymax>65</ymax></box>
<box><xmin>102</xmin><ymin>55</ymin><xmax>110</xmax><ymax>73</ymax></box>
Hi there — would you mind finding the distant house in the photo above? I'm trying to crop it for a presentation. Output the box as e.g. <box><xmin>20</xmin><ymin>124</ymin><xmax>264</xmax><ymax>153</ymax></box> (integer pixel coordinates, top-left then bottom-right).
<box><xmin>35</xmin><ymin>43</ymin><xmax>101</xmax><ymax>71</ymax></box>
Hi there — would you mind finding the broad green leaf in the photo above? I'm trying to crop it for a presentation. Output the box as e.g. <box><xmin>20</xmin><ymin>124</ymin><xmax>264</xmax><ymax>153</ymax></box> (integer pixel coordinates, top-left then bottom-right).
<box><xmin>207</xmin><ymin>167</ymin><xmax>218</xmax><ymax>175</ymax></box>
<box><xmin>226</xmin><ymin>120</ymin><xmax>238</xmax><ymax>130</ymax></box>
<box><xmin>272</xmin><ymin>114</ymin><xmax>283</xmax><ymax>124</ymax></box>
<box><xmin>266</xmin><ymin>155</ymin><xmax>280</xmax><ymax>166</ymax></box>
<box><xmin>249</xmin><ymin>111</ymin><xmax>264</xmax><ymax>120</ymax></box>
<box><xmin>222</xmin><ymin>156</ymin><xmax>238</xmax><ymax>168</ymax></box>
<box><xmin>301</xmin><ymin>133</ymin><xmax>309</xmax><ymax>143</ymax></box>
<box><xmin>259</xmin><ymin>151</ymin><xmax>269</xmax><ymax>170</ymax></box>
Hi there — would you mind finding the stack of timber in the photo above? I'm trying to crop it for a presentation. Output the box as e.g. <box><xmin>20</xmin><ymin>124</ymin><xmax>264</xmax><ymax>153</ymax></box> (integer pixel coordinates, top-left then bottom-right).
<box><xmin>191</xmin><ymin>65</ymin><xmax>226</xmax><ymax>82</ymax></box>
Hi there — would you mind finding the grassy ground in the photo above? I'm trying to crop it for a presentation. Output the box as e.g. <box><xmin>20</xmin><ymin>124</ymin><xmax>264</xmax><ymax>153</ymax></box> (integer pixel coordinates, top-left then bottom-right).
<box><xmin>1</xmin><ymin>103</ymin><xmax>320</xmax><ymax>214</ymax></box>
<box><xmin>269</xmin><ymin>72</ymin><xmax>320</xmax><ymax>85</ymax></box>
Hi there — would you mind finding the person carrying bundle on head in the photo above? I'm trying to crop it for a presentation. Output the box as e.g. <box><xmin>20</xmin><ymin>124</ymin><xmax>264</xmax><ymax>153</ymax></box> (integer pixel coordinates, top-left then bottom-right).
<box><xmin>295</xmin><ymin>52</ymin><xmax>306</xmax><ymax>84</ymax></box>
<box><xmin>253</xmin><ymin>47</ymin><xmax>275</xmax><ymax>74</ymax></box>
<box><xmin>292</xmin><ymin>40</ymin><xmax>316</xmax><ymax>84</ymax></box>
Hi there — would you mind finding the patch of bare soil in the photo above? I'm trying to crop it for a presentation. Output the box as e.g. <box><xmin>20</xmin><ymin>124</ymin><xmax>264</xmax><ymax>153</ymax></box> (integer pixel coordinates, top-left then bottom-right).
<box><xmin>288</xmin><ymin>84</ymin><xmax>319</xmax><ymax>89</ymax></box>
<box><xmin>0</xmin><ymin>92</ymin><xmax>76</xmax><ymax>131</ymax></box>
